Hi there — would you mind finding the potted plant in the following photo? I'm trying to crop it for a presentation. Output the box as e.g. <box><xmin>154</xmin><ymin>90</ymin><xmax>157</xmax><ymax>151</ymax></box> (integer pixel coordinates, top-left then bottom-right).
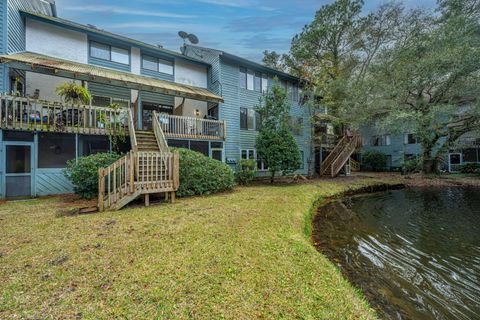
<box><xmin>55</xmin><ymin>82</ymin><xmax>92</xmax><ymax>104</ymax></box>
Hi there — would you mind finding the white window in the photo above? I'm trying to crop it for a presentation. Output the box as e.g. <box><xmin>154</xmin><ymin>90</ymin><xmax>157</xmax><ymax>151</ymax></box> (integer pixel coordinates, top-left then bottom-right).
<box><xmin>247</xmin><ymin>70</ymin><xmax>254</xmax><ymax>90</ymax></box>
<box><xmin>158</xmin><ymin>59</ymin><xmax>174</xmax><ymax>75</ymax></box>
<box><xmin>142</xmin><ymin>55</ymin><xmax>174</xmax><ymax>75</ymax></box>
<box><xmin>90</xmin><ymin>42</ymin><xmax>110</xmax><ymax>60</ymax></box>
<box><xmin>239</xmin><ymin>67</ymin><xmax>247</xmax><ymax>89</ymax></box>
<box><xmin>262</xmin><ymin>74</ymin><xmax>268</xmax><ymax>93</ymax></box>
<box><xmin>111</xmin><ymin>46</ymin><xmax>129</xmax><ymax>64</ymax></box>
<box><xmin>372</xmin><ymin>134</ymin><xmax>391</xmax><ymax>146</ymax></box>
<box><xmin>142</xmin><ymin>55</ymin><xmax>158</xmax><ymax>71</ymax></box>
<box><xmin>90</xmin><ymin>41</ymin><xmax>130</xmax><ymax>65</ymax></box>
<box><xmin>240</xmin><ymin>149</ymin><xmax>268</xmax><ymax>171</ymax></box>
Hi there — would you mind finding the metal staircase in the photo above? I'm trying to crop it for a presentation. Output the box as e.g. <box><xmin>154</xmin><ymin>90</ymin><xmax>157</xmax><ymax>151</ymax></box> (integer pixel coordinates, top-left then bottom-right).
<box><xmin>98</xmin><ymin>110</ymin><xmax>179</xmax><ymax>211</ymax></box>
<box><xmin>320</xmin><ymin>135</ymin><xmax>362</xmax><ymax>177</ymax></box>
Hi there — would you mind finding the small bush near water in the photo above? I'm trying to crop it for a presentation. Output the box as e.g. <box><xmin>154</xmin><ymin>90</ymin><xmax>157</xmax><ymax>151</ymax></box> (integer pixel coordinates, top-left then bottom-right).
<box><xmin>362</xmin><ymin>150</ymin><xmax>387</xmax><ymax>171</ymax></box>
<box><xmin>402</xmin><ymin>158</ymin><xmax>421</xmax><ymax>174</ymax></box>
<box><xmin>173</xmin><ymin>148</ymin><xmax>235</xmax><ymax>197</ymax></box>
<box><xmin>64</xmin><ymin>152</ymin><xmax>122</xmax><ymax>199</ymax></box>
<box><xmin>235</xmin><ymin>159</ymin><xmax>256</xmax><ymax>185</ymax></box>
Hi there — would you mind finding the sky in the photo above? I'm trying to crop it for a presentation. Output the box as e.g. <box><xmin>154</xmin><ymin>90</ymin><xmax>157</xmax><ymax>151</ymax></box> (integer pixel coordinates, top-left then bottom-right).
<box><xmin>55</xmin><ymin>0</ymin><xmax>437</xmax><ymax>63</ymax></box>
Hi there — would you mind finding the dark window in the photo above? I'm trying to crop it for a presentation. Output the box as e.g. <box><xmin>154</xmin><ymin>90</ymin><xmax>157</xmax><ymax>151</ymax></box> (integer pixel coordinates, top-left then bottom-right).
<box><xmin>240</xmin><ymin>107</ymin><xmax>248</xmax><ymax>129</ymax></box>
<box><xmin>239</xmin><ymin>67</ymin><xmax>247</xmax><ymax>89</ymax></box>
<box><xmin>3</xmin><ymin>130</ymin><xmax>34</xmax><ymax>142</ymax></box>
<box><xmin>212</xmin><ymin>150</ymin><xmax>222</xmax><ymax>161</ymax></box>
<box><xmin>254</xmin><ymin>72</ymin><xmax>262</xmax><ymax>92</ymax></box>
<box><xmin>463</xmin><ymin>148</ymin><xmax>478</xmax><ymax>162</ymax></box>
<box><xmin>405</xmin><ymin>133</ymin><xmax>417</xmax><ymax>144</ymax></box>
<box><xmin>79</xmin><ymin>135</ymin><xmax>110</xmax><ymax>156</ymax></box>
<box><xmin>168</xmin><ymin>139</ymin><xmax>189</xmax><ymax>149</ymax></box>
<box><xmin>6</xmin><ymin>145</ymin><xmax>31</xmax><ymax>173</ymax></box>
<box><xmin>190</xmin><ymin>141</ymin><xmax>209</xmax><ymax>156</ymax></box>
<box><xmin>38</xmin><ymin>133</ymin><xmax>76</xmax><ymax>168</ymax></box>
<box><xmin>211</xmin><ymin>142</ymin><xmax>223</xmax><ymax>148</ymax></box>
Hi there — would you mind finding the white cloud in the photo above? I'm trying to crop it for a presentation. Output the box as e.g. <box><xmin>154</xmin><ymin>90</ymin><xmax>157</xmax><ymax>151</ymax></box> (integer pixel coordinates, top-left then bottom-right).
<box><xmin>107</xmin><ymin>22</ymin><xmax>218</xmax><ymax>33</ymax></box>
<box><xmin>63</xmin><ymin>5</ymin><xmax>196</xmax><ymax>18</ymax></box>
<box><xmin>196</xmin><ymin>0</ymin><xmax>275</xmax><ymax>11</ymax></box>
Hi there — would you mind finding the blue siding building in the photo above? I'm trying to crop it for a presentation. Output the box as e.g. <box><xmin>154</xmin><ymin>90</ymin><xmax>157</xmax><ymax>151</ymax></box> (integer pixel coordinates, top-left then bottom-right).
<box><xmin>0</xmin><ymin>0</ymin><xmax>311</xmax><ymax>199</ymax></box>
<box><xmin>183</xmin><ymin>45</ymin><xmax>311</xmax><ymax>173</ymax></box>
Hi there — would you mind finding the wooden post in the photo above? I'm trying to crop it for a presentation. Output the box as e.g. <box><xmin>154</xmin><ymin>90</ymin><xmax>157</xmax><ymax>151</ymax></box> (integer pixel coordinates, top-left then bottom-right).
<box><xmin>98</xmin><ymin>168</ymin><xmax>104</xmax><ymax>211</ymax></box>
<box><xmin>173</xmin><ymin>152</ymin><xmax>180</xmax><ymax>190</ymax></box>
<box><xmin>144</xmin><ymin>194</ymin><xmax>150</xmax><ymax>207</ymax></box>
<box><xmin>130</xmin><ymin>152</ymin><xmax>135</xmax><ymax>193</ymax></box>
<box><xmin>170</xmin><ymin>191</ymin><xmax>175</xmax><ymax>204</ymax></box>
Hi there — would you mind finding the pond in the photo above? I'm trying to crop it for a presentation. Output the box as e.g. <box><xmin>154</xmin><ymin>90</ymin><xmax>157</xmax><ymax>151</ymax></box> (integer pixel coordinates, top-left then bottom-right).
<box><xmin>313</xmin><ymin>187</ymin><xmax>480</xmax><ymax>320</ymax></box>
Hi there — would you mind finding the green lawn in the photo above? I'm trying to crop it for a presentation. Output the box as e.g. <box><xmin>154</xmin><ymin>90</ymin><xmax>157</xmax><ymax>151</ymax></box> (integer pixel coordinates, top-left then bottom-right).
<box><xmin>0</xmin><ymin>177</ymin><xmax>397</xmax><ymax>319</ymax></box>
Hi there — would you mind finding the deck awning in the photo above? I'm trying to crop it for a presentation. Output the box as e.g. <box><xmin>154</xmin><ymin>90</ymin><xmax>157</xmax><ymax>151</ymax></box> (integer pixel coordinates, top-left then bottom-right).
<box><xmin>0</xmin><ymin>52</ymin><xmax>224</xmax><ymax>103</ymax></box>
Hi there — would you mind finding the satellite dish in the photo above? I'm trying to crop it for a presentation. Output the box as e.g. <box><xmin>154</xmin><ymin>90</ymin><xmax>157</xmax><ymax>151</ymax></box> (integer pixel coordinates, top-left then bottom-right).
<box><xmin>187</xmin><ymin>34</ymin><xmax>199</xmax><ymax>44</ymax></box>
<box><xmin>178</xmin><ymin>31</ymin><xmax>188</xmax><ymax>39</ymax></box>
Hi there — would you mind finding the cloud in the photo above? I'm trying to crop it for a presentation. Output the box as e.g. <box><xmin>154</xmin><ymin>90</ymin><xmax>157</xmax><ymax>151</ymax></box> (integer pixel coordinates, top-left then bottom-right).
<box><xmin>226</xmin><ymin>14</ymin><xmax>310</xmax><ymax>32</ymax></box>
<box><xmin>62</xmin><ymin>5</ymin><xmax>196</xmax><ymax>18</ymax></box>
<box><xmin>240</xmin><ymin>33</ymin><xmax>291</xmax><ymax>51</ymax></box>
<box><xmin>196</xmin><ymin>0</ymin><xmax>275</xmax><ymax>11</ymax></box>
<box><xmin>106</xmin><ymin>22</ymin><xmax>218</xmax><ymax>33</ymax></box>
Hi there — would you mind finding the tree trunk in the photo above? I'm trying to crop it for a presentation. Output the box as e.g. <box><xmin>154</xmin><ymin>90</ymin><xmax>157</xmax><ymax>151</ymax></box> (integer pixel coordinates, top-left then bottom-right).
<box><xmin>270</xmin><ymin>171</ymin><xmax>275</xmax><ymax>184</ymax></box>
<box><xmin>421</xmin><ymin>144</ymin><xmax>438</xmax><ymax>174</ymax></box>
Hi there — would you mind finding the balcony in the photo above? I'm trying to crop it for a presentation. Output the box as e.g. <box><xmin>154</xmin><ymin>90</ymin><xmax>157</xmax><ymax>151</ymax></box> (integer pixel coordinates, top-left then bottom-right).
<box><xmin>156</xmin><ymin>113</ymin><xmax>226</xmax><ymax>141</ymax></box>
<box><xmin>0</xmin><ymin>94</ymin><xmax>127</xmax><ymax>135</ymax></box>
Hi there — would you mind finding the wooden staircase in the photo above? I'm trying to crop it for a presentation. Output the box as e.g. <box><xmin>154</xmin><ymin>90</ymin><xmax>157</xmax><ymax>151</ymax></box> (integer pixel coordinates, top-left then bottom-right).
<box><xmin>320</xmin><ymin>135</ymin><xmax>362</xmax><ymax>177</ymax></box>
<box><xmin>98</xmin><ymin>110</ymin><xmax>179</xmax><ymax>211</ymax></box>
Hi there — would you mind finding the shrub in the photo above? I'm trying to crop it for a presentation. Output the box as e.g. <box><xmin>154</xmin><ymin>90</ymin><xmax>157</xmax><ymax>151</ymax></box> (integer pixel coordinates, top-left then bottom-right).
<box><xmin>64</xmin><ymin>152</ymin><xmax>122</xmax><ymax>199</ymax></box>
<box><xmin>173</xmin><ymin>148</ymin><xmax>235</xmax><ymax>197</ymax></box>
<box><xmin>459</xmin><ymin>163</ymin><xmax>480</xmax><ymax>173</ymax></box>
<box><xmin>362</xmin><ymin>150</ymin><xmax>387</xmax><ymax>171</ymax></box>
<box><xmin>402</xmin><ymin>158</ymin><xmax>421</xmax><ymax>174</ymax></box>
<box><xmin>235</xmin><ymin>159</ymin><xmax>257</xmax><ymax>185</ymax></box>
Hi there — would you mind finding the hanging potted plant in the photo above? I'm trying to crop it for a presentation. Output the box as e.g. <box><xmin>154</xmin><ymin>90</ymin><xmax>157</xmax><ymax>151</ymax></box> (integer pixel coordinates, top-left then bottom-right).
<box><xmin>55</xmin><ymin>82</ymin><xmax>92</xmax><ymax>130</ymax></box>
<box><xmin>55</xmin><ymin>82</ymin><xmax>92</xmax><ymax>104</ymax></box>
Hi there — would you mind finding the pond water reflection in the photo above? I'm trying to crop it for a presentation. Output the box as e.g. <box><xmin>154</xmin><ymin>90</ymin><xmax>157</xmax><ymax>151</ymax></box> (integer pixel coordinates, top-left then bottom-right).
<box><xmin>313</xmin><ymin>187</ymin><xmax>480</xmax><ymax>320</ymax></box>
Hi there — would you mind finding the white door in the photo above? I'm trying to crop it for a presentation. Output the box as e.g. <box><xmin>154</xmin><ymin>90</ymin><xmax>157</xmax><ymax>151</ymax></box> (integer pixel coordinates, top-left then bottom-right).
<box><xmin>448</xmin><ymin>153</ymin><xmax>462</xmax><ymax>172</ymax></box>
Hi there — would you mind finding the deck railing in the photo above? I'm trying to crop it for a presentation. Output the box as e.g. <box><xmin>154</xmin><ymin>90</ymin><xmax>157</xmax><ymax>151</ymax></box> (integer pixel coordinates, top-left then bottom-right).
<box><xmin>0</xmin><ymin>93</ymin><xmax>127</xmax><ymax>135</ymax></box>
<box><xmin>156</xmin><ymin>113</ymin><xmax>225</xmax><ymax>140</ymax></box>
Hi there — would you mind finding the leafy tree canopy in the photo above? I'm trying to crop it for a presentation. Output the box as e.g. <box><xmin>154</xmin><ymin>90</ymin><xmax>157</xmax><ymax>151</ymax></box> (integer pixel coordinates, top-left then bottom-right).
<box><xmin>255</xmin><ymin>80</ymin><xmax>302</xmax><ymax>182</ymax></box>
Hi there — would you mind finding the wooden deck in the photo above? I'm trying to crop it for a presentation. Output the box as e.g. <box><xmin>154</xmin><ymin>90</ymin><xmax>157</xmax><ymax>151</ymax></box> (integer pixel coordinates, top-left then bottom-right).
<box><xmin>0</xmin><ymin>94</ymin><xmax>127</xmax><ymax>135</ymax></box>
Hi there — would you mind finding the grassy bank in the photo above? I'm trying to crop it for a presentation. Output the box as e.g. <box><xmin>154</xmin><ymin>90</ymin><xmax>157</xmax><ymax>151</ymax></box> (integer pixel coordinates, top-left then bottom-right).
<box><xmin>0</xmin><ymin>176</ymin><xmax>398</xmax><ymax>319</ymax></box>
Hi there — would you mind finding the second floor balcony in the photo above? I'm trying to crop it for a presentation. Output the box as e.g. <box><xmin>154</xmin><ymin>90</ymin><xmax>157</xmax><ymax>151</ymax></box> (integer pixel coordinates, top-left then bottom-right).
<box><xmin>0</xmin><ymin>94</ymin><xmax>226</xmax><ymax>140</ymax></box>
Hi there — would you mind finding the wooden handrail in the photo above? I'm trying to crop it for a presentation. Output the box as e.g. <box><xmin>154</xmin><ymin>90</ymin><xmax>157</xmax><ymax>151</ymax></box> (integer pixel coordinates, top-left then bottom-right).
<box><xmin>152</xmin><ymin>111</ymin><xmax>169</xmax><ymax>151</ymax></box>
<box><xmin>127</xmin><ymin>108</ymin><xmax>138</xmax><ymax>152</ymax></box>
<box><xmin>350</xmin><ymin>158</ymin><xmax>360</xmax><ymax>172</ymax></box>
<box><xmin>98</xmin><ymin>151</ymin><xmax>134</xmax><ymax>211</ymax></box>
<box><xmin>330</xmin><ymin>135</ymin><xmax>361</xmax><ymax>177</ymax></box>
<box><xmin>320</xmin><ymin>135</ymin><xmax>348</xmax><ymax>176</ymax></box>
